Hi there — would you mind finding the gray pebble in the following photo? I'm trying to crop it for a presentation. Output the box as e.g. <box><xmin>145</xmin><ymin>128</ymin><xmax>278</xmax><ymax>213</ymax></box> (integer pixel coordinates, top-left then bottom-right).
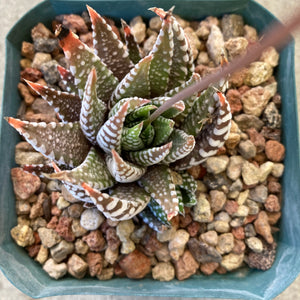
<box><xmin>245</xmin><ymin>224</ymin><xmax>256</xmax><ymax>238</ymax></box>
<box><xmin>34</xmin><ymin>38</ymin><xmax>59</xmax><ymax>53</ymax></box>
<box><xmin>249</xmin><ymin>185</ymin><xmax>268</xmax><ymax>203</ymax></box>
<box><xmin>50</xmin><ymin>240</ymin><xmax>74</xmax><ymax>263</ymax></box>
<box><xmin>263</xmin><ymin>102</ymin><xmax>282</xmax><ymax>129</ymax></box>
<box><xmin>80</xmin><ymin>208</ymin><xmax>104</xmax><ymax>230</ymax></box>
<box><xmin>40</xmin><ymin>60</ymin><xmax>60</xmax><ymax>84</ymax></box>
<box><xmin>246</xmin><ymin>237</ymin><xmax>263</xmax><ymax>253</ymax></box>
<box><xmin>238</xmin><ymin>140</ymin><xmax>257</xmax><ymax>159</ymax></box>
<box><xmin>43</xmin><ymin>258</ymin><xmax>67</xmax><ymax>279</ymax></box>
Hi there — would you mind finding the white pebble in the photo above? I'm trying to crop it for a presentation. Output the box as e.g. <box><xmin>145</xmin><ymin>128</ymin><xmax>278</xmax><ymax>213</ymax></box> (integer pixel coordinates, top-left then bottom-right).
<box><xmin>80</xmin><ymin>208</ymin><xmax>104</xmax><ymax>230</ymax></box>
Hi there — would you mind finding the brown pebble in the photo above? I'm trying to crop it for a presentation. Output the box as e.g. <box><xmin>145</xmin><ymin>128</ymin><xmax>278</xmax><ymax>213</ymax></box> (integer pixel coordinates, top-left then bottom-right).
<box><xmin>264</xmin><ymin>194</ymin><xmax>280</xmax><ymax>212</ymax></box>
<box><xmin>119</xmin><ymin>249</ymin><xmax>151</xmax><ymax>279</ymax></box>
<box><xmin>21</xmin><ymin>41</ymin><xmax>35</xmax><ymax>59</ymax></box>
<box><xmin>179</xmin><ymin>214</ymin><xmax>193</xmax><ymax>228</ymax></box>
<box><xmin>18</xmin><ymin>83</ymin><xmax>35</xmax><ymax>105</ymax></box>
<box><xmin>232</xmin><ymin>239</ymin><xmax>246</xmax><ymax>254</ymax></box>
<box><xmin>187</xmin><ymin>165</ymin><xmax>206</xmax><ymax>179</ymax></box>
<box><xmin>142</xmin><ymin>231</ymin><xmax>163</xmax><ymax>255</ymax></box>
<box><xmin>82</xmin><ymin>230</ymin><xmax>106</xmax><ymax>252</ymax></box>
<box><xmin>231</xmin><ymin>227</ymin><xmax>245</xmax><ymax>240</ymax></box>
<box><xmin>226</xmin><ymin>89</ymin><xmax>242</xmax><ymax>114</ymax></box>
<box><xmin>187</xmin><ymin>221</ymin><xmax>201</xmax><ymax>237</ymax></box>
<box><xmin>106</xmin><ymin>227</ymin><xmax>121</xmax><ymax>251</ymax></box>
<box><xmin>55</xmin><ymin>217</ymin><xmax>75</xmax><ymax>242</ymax></box>
<box><xmin>265</xmin><ymin>140</ymin><xmax>285</xmax><ymax>162</ymax></box>
<box><xmin>238</xmin><ymin>85</ymin><xmax>251</xmax><ymax>95</ymax></box>
<box><xmin>254</xmin><ymin>211</ymin><xmax>273</xmax><ymax>244</ymax></box>
<box><xmin>215</xmin><ymin>265</ymin><xmax>227</xmax><ymax>274</ymax></box>
<box><xmin>20</xmin><ymin>68</ymin><xmax>43</xmax><ymax>82</ymax></box>
<box><xmin>114</xmin><ymin>263</ymin><xmax>126</xmax><ymax>277</ymax></box>
<box><xmin>51</xmin><ymin>206</ymin><xmax>62</xmax><ymax>217</ymax></box>
<box><xmin>260</xmin><ymin>127</ymin><xmax>281</xmax><ymax>142</ymax></box>
<box><xmin>47</xmin><ymin>216</ymin><xmax>59</xmax><ymax>229</ymax></box>
<box><xmin>43</xmin><ymin>196</ymin><xmax>52</xmax><ymax>222</ymax></box>
<box><xmin>200</xmin><ymin>262</ymin><xmax>219</xmax><ymax>275</ymax></box>
<box><xmin>86</xmin><ymin>252</ymin><xmax>103</xmax><ymax>277</ymax></box>
<box><xmin>224</xmin><ymin>200</ymin><xmax>239</xmax><ymax>215</ymax></box>
<box><xmin>247</xmin><ymin>128</ymin><xmax>266</xmax><ymax>153</ymax></box>
<box><xmin>267</xmin><ymin>181</ymin><xmax>281</xmax><ymax>193</ymax></box>
<box><xmin>61</xmin><ymin>14</ymin><xmax>89</xmax><ymax>34</ymax></box>
<box><xmin>31</xmin><ymin>23</ymin><xmax>54</xmax><ymax>40</ymax></box>
<box><xmin>267</xmin><ymin>211</ymin><xmax>281</xmax><ymax>225</ymax></box>
<box><xmin>174</xmin><ymin>250</ymin><xmax>199</xmax><ymax>281</ymax></box>
<box><xmin>26</xmin><ymin>244</ymin><xmax>41</xmax><ymax>258</ymax></box>
<box><xmin>244</xmin><ymin>214</ymin><xmax>258</xmax><ymax>225</ymax></box>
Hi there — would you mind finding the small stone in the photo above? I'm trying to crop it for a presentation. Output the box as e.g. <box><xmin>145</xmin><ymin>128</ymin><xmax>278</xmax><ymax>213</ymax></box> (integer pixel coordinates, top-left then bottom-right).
<box><xmin>260</xmin><ymin>126</ymin><xmax>281</xmax><ymax>142</ymax></box>
<box><xmin>247</xmin><ymin>241</ymin><xmax>277</xmax><ymax>270</ymax></box>
<box><xmin>203</xmin><ymin>172</ymin><xmax>232</xmax><ymax>190</ymax></box>
<box><xmin>17</xmin><ymin>216</ymin><xmax>30</xmax><ymax>226</ymax></box>
<box><xmin>221</xmin><ymin>253</ymin><xmax>244</xmax><ymax>271</ymax></box>
<box><xmin>11</xmin><ymin>168</ymin><xmax>41</xmax><ymax>200</ymax></box>
<box><xmin>267</xmin><ymin>180</ymin><xmax>281</xmax><ymax>193</ymax></box>
<box><xmin>174</xmin><ymin>250</ymin><xmax>199</xmax><ymax>280</ymax></box>
<box><xmin>246</xmin><ymin>237</ymin><xmax>263</xmax><ymax>253</ymax></box>
<box><xmin>225</xmin><ymin>37</ymin><xmax>248</xmax><ymax>60</ymax></box>
<box><xmin>40</xmin><ymin>60</ymin><xmax>60</xmax><ymax>84</ymax></box>
<box><xmin>119</xmin><ymin>249</ymin><xmax>151</xmax><ymax>279</ymax></box>
<box><xmin>50</xmin><ymin>240</ymin><xmax>74</xmax><ymax>263</ymax></box>
<box><xmin>264</xmin><ymin>195</ymin><xmax>280</xmax><ymax>212</ymax></box>
<box><xmin>232</xmin><ymin>239</ymin><xmax>246</xmax><ymax>255</ymax></box>
<box><xmin>259</xmin><ymin>161</ymin><xmax>274</xmax><ymax>182</ymax></box>
<box><xmin>224</xmin><ymin>200</ymin><xmax>239</xmax><ymax>215</ymax></box>
<box><xmin>247</xmin><ymin>128</ymin><xmax>266</xmax><ymax>153</ymax></box>
<box><xmin>244</xmin><ymin>25</ymin><xmax>258</xmax><ymax>42</ymax></box>
<box><xmin>238</xmin><ymin>140</ymin><xmax>257</xmax><ymax>159</ymax></box>
<box><xmin>244</xmin><ymin>62</ymin><xmax>273</xmax><ymax>86</ymax></box>
<box><xmin>230</xmin><ymin>179</ymin><xmax>243</xmax><ymax>192</ymax></box>
<box><xmin>20</xmin><ymin>67</ymin><xmax>43</xmax><ymax>82</ymax></box>
<box><xmin>157</xmin><ymin>226</ymin><xmax>177</xmax><ymax>242</ymax></box>
<box><xmin>174</xmin><ymin>14</ymin><xmax>190</xmax><ymax>29</ymax></box>
<box><xmin>18</xmin><ymin>82</ymin><xmax>35</xmax><ymax>105</ymax></box>
<box><xmin>249</xmin><ymin>185</ymin><xmax>268</xmax><ymax>203</ymax></box>
<box><xmin>217</xmin><ymin>233</ymin><xmax>234</xmax><ymax>254</ymax></box>
<box><xmin>200</xmin><ymin>231</ymin><xmax>218</xmax><ymax>246</ymax></box>
<box><xmin>82</xmin><ymin>230</ymin><xmax>106</xmax><ymax>252</ymax></box>
<box><xmin>152</xmin><ymin>262</ymin><xmax>175</xmax><ymax>281</ymax></box>
<box><xmin>226</xmin><ymin>89</ymin><xmax>243</xmax><ymax>114</ymax></box>
<box><xmin>267</xmin><ymin>212</ymin><xmax>281</xmax><ymax>225</ymax></box>
<box><xmin>38</xmin><ymin>227</ymin><xmax>61</xmax><ymax>248</ymax></box>
<box><xmin>221</xmin><ymin>14</ymin><xmax>244</xmax><ymax>41</ymax></box>
<box><xmin>106</xmin><ymin>227</ymin><xmax>121</xmax><ymax>251</ymax></box>
<box><xmin>74</xmin><ymin>239</ymin><xmax>89</xmax><ymax>255</ymax></box>
<box><xmin>59</xmin><ymin>14</ymin><xmax>89</xmax><ymax>33</ymax></box>
<box><xmin>97</xmin><ymin>268</ymin><xmax>114</xmax><ymax>280</ymax></box>
<box><xmin>36</xmin><ymin>245</ymin><xmax>48</xmax><ymax>264</ymax></box>
<box><xmin>188</xmin><ymin>238</ymin><xmax>222</xmax><ymax>263</ymax></box>
<box><xmin>260</xmin><ymin>46</ymin><xmax>279</xmax><ymax>67</ymax></box>
<box><xmin>116</xmin><ymin>220</ymin><xmax>135</xmax><ymax>254</ymax></box>
<box><xmin>230</xmin><ymin>217</ymin><xmax>245</xmax><ymax>228</ymax></box>
<box><xmin>206</xmin><ymin>155</ymin><xmax>229</xmax><ymax>175</ymax></box>
<box><xmin>21</xmin><ymin>41</ymin><xmax>35</xmax><ymax>59</ymax></box>
<box><xmin>195</xmin><ymin>22</ymin><xmax>210</xmax><ymax>39</ymax></box>
<box><xmin>55</xmin><ymin>217</ymin><xmax>75</xmax><ymax>242</ymax></box>
<box><xmin>15</xmin><ymin>200</ymin><xmax>31</xmax><ymax>215</ymax></box>
<box><xmin>214</xmin><ymin>221</ymin><xmax>230</xmax><ymax>233</ymax></box>
<box><xmin>245</xmin><ymin>199</ymin><xmax>260</xmax><ymax>215</ymax></box>
<box><xmin>149</xmin><ymin>16</ymin><xmax>162</xmax><ymax>31</ymax></box>
<box><xmin>265</xmin><ymin>140</ymin><xmax>285</xmax><ymax>162</ymax></box>
<box><xmin>143</xmin><ymin>34</ymin><xmax>157</xmax><ymax>55</ymax></box>
<box><xmin>86</xmin><ymin>252</ymin><xmax>103</xmax><ymax>277</ymax></box>
<box><xmin>105</xmin><ymin>247</ymin><xmax>119</xmax><ymax>265</ymax></box>
<box><xmin>209</xmin><ymin>190</ymin><xmax>226</xmax><ymax>212</ymax></box>
<box><xmin>80</xmin><ymin>208</ymin><xmax>104</xmax><ymax>230</ymax></box>
<box><xmin>31</xmin><ymin>53</ymin><xmax>52</xmax><ymax>70</ymax></box>
<box><xmin>34</xmin><ymin>38</ymin><xmax>59</xmax><ymax>53</ymax></box>
<box><xmin>56</xmin><ymin>196</ymin><xmax>70</xmax><ymax>210</ymax></box>
<box><xmin>168</xmin><ymin>229</ymin><xmax>190</xmax><ymax>261</ymax></box>
<box><xmin>142</xmin><ymin>231</ymin><xmax>163</xmax><ymax>255</ymax></box>
<box><xmin>31</xmin><ymin>23</ymin><xmax>54</xmax><ymax>40</ymax></box>
<box><xmin>197</xmin><ymin>51</ymin><xmax>210</xmax><ymax>65</ymax></box>
<box><xmin>67</xmin><ymin>254</ymin><xmax>88</xmax><ymax>279</ymax></box>
<box><xmin>43</xmin><ymin>258</ymin><xmax>67</xmax><ymax>279</ymax></box>
<box><xmin>231</xmin><ymin>226</ymin><xmax>245</xmax><ymax>240</ymax></box>
<box><xmin>184</xmin><ymin>26</ymin><xmax>202</xmax><ymax>50</ymax></box>
<box><xmin>263</xmin><ymin>102</ymin><xmax>282</xmax><ymax>129</ymax></box>
<box><xmin>192</xmin><ymin>193</ymin><xmax>211</xmax><ymax>222</ymax></box>
<box><xmin>234</xmin><ymin>114</ymin><xmax>264</xmax><ymax>131</ymax></box>
<box><xmin>206</xmin><ymin>25</ymin><xmax>225</xmax><ymax>65</ymax></box>
<box><xmin>10</xmin><ymin>224</ymin><xmax>35</xmax><ymax>247</ymax></box>
<box><xmin>242</xmin><ymin>161</ymin><xmax>261</xmax><ymax>186</ymax></box>
<box><xmin>254</xmin><ymin>211</ymin><xmax>274</xmax><ymax>244</ymax></box>
<box><xmin>200</xmin><ymin>262</ymin><xmax>219</xmax><ymax>275</ymax></box>
<box><xmin>155</xmin><ymin>243</ymin><xmax>171</xmax><ymax>262</ymax></box>
<box><xmin>227</xmin><ymin>156</ymin><xmax>244</xmax><ymax>181</ymax></box>
<box><xmin>228</xmin><ymin>68</ymin><xmax>248</xmax><ymax>88</ymax></box>
<box><xmin>271</xmin><ymin>163</ymin><xmax>284</xmax><ymax>178</ymax></box>
<box><xmin>130</xmin><ymin>16</ymin><xmax>146</xmax><ymax>44</ymax></box>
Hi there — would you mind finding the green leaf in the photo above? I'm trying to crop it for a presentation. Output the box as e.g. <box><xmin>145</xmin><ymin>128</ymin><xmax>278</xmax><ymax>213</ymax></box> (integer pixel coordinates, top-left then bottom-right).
<box><xmin>57</xmin><ymin>65</ymin><xmax>78</xmax><ymax>94</ymax></box>
<box><xmin>152</xmin><ymin>116</ymin><xmax>174</xmax><ymax>146</ymax></box>
<box><xmin>26</xmin><ymin>80</ymin><xmax>81</xmax><ymax>123</ymax></box>
<box><xmin>176</xmin><ymin>186</ymin><xmax>185</xmax><ymax>215</ymax></box>
<box><xmin>125</xmin><ymin>104</ymin><xmax>157</xmax><ymax>124</ymax></box>
<box><xmin>111</xmin><ymin>55</ymin><xmax>152</xmax><ymax>106</ymax></box>
<box><xmin>139</xmin><ymin>206</ymin><xmax>170</xmax><ymax>232</ymax></box>
<box><xmin>121</xmin><ymin>19</ymin><xmax>143</xmax><ymax>64</ymax></box>
<box><xmin>148</xmin><ymin>198</ymin><xmax>171</xmax><ymax>225</ymax></box>
<box><xmin>179</xmin><ymin>172</ymin><xmax>197</xmax><ymax>193</ymax></box>
<box><xmin>57</xmin><ymin>27</ymin><xmax>118</xmax><ymax>101</ymax></box>
<box><xmin>125</xmin><ymin>142</ymin><xmax>172</xmax><ymax>166</ymax></box>
<box><xmin>106</xmin><ymin>149</ymin><xmax>146</xmax><ymax>183</ymax></box>
<box><xmin>88</xmin><ymin>6</ymin><xmax>133</xmax><ymax>80</ymax></box>
<box><xmin>140</xmin><ymin>124</ymin><xmax>155</xmax><ymax>146</ymax></box>
<box><xmin>80</xmin><ymin>68</ymin><xmax>107</xmax><ymax>144</ymax></box>
<box><xmin>151</xmin><ymin>96</ymin><xmax>185</xmax><ymax>119</ymax></box>
<box><xmin>121</xmin><ymin>122</ymin><xmax>145</xmax><ymax>151</ymax></box>
<box><xmin>6</xmin><ymin>118</ymin><xmax>90</xmax><ymax>168</ymax></box>
<box><xmin>163</xmin><ymin>129</ymin><xmax>195</xmax><ymax>164</ymax></box>
<box><xmin>82</xmin><ymin>182</ymin><xmax>150</xmax><ymax>221</ymax></box>
<box><xmin>181</xmin><ymin>188</ymin><xmax>197</xmax><ymax>207</ymax></box>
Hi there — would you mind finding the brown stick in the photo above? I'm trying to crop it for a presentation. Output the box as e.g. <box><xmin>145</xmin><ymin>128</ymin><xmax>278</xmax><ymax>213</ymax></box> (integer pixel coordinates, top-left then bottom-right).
<box><xmin>149</xmin><ymin>9</ymin><xmax>300</xmax><ymax>122</ymax></box>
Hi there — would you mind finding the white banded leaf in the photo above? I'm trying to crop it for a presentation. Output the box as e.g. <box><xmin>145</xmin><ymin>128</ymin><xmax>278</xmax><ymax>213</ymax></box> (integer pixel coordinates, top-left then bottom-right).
<box><xmin>125</xmin><ymin>104</ymin><xmax>157</xmax><ymax>124</ymax></box>
<box><xmin>121</xmin><ymin>122</ymin><xmax>144</xmax><ymax>151</ymax></box>
<box><xmin>140</xmin><ymin>124</ymin><xmax>155</xmax><ymax>146</ymax></box>
<box><xmin>151</xmin><ymin>96</ymin><xmax>185</xmax><ymax>119</ymax></box>
<box><xmin>139</xmin><ymin>207</ymin><xmax>170</xmax><ymax>232</ymax></box>
<box><xmin>152</xmin><ymin>116</ymin><xmax>174</xmax><ymax>146</ymax></box>
<box><xmin>148</xmin><ymin>198</ymin><xmax>170</xmax><ymax>225</ymax></box>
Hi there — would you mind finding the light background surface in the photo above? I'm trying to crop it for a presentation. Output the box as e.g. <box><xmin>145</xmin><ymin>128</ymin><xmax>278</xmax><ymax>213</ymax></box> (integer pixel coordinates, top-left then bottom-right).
<box><xmin>0</xmin><ymin>0</ymin><xmax>299</xmax><ymax>299</ymax></box>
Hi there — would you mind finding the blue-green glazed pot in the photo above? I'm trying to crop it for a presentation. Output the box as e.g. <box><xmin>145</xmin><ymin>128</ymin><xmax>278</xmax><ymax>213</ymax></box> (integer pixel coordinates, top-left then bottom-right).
<box><xmin>1</xmin><ymin>0</ymin><xmax>299</xmax><ymax>299</ymax></box>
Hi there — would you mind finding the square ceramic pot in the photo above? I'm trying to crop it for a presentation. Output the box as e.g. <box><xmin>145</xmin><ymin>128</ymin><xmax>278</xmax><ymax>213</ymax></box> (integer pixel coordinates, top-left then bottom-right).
<box><xmin>1</xmin><ymin>0</ymin><xmax>299</xmax><ymax>299</ymax></box>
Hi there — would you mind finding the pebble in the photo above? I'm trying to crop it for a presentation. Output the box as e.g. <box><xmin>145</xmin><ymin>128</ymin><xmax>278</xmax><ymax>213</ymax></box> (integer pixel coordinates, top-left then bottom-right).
<box><xmin>249</xmin><ymin>185</ymin><xmax>268</xmax><ymax>203</ymax></box>
<box><xmin>143</xmin><ymin>35</ymin><xmax>157</xmax><ymax>55</ymax></box>
<box><xmin>18</xmin><ymin>83</ymin><xmax>35</xmax><ymax>105</ymax></box>
<box><xmin>184</xmin><ymin>27</ymin><xmax>201</xmax><ymax>59</ymax></box>
<box><xmin>209</xmin><ymin>190</ymin><xmax>226</xmax><ymax>212</ymax></box>
<box><xmin>247</xmin><ymin>128</ymin><xmax>266</xmax><ymax>153</ymax></box>
<box><xmin>152</xmin><ymin>262</ymin><xmax>175</xmax><ymax>281</ymax></box>
<box><xmin>224</xmin><ymin>200</ymin><xmax>239</xmax><ymax>215</ymax></box>
<box><xmin>264</xmin><ymin>194</ymin><xmax>280</xmax><ymax>212</ymax></box>
<box><xmin>119</xmin><ymin>249</ymin><xmax>151</xmax><ymax>279</ymax></box>
<box><xmin>10</xmin><ymin>224</ymin><xmax>35</xmax><ymax>247</ymax></box>
<box><xmin>244</xmin><ymin>25</ymin><xmax>258</xmax><ymax>42</ymax></box>
<box><xmin>82</xmin><ymin>230</ymin><xmax>106</xmax><ymax>252</ymax></box>
<box><xmin>225</xmin><ymin>37</ymin><xmax>248</xmax><ymax>60</ymax></box>
<box><xmin>241</xmin><ymin>86</ymin><xmax>273</xmax><ymax>116</ymax></box>
<box><xmin>246</xmin><ymin>237</ymin><xmax>263</xmax><ymax>253</ymax></box>
<box><xmin>168</xmin><ymin>229</ymin><xmax>190</xmax><ymax>260</ymax></box>
<box><xmin>116</xmin><ymin>220</ymin><xmax>135</xmax><ymax>254</ymax></box>
<box><xmin>203</xmin><ymin>172</ymin><xmax>232</xmax><ymax>190</ymax></box>
<box><xmin>231</xmin><ymin>226</ymin><xmax>245</xmax><ymax>240</ymax></box>
<box><xmin>245</xmin><ymin>199</ymin><xmax>260</xmax><ymax>215</ymax></box>
<box><xmin>197</xmin><ymin>51</ymin><xmax>210</xmax><ymax>65</ymax></box>
<box><xmin>74</xmin><ymin>239</ymin><xmax>89</xmax><ymax>255</ymax></box>
<box><xmin>40</xmin><ymin>60</ymin><xmax>60</xmax><ymax>84</ymax></box>
<box><xmin>31</xmin><ymin>217</ymin><xmax>47</xmax><ymax>231</ymax></box>
<box><xmin>259</xmin><ymin>161</ymin><xmax>274</xmax><ymax>182</ymax></box>
<box><xmin>254</xmin><ymin>211</ymin><xmax>274</xmax><ymax>244</ymax></box>
<box><xmin>155</xmin><ymin>243</ymin><xmax>171</xmax><ymax>262</ymax></box>
<box><xmin>271</xmin><ymin>163</ymin><xmax>284</xmax><ymax>177</ymax></box>
<box><xmin>200</xmin><ymin>262</ymin><xmax>219</xmax><ymax>275</ymax></box>
<box><xmin>80</xmin><ymin>208</ymin><xmax>104</xmax><ymax>230</ymax></box>
<box><xmin>221</xmin><ymin>253</ymin><xmax>244</xmax><ymax>271</ymax></box>
<box><xmin>20</xmin><ymin>67</ymin><xmax>43</xmax><ymax>82</ymax></box>
<box><xmin>260</xmin><ymin>46</ymin><xmax>279</xmax><ymax>67</ymax></box>
<box><xmin>205</xmin><ymin>155</ymin><xmax>229</xmax><ymax>175</ymax></box>
<box><xmin>221</xmin><ymin>14</ymin><xmax>244</xmax><ymax>40</ymax></box>
<box><xmin>241</xmin><ymin>161</ymin><xmax>261</xmax><ymax>186</ymax></box>
<box><xmin>56</xmin><ymin>196</ymin><xmax>70</xmax><ymax>210</ymax></box>
<box><xmin>36</xmin><ymin>245</ymin><xmax>48</xmax><ymax>264</ymax></box>
<box><xmin>238</xmin><ymin>140</ymin><xmax>257</xmax><ymax>159</ymax></box>
<box><xmin>11</xmin><ymin>168</ymin><xmax>41</xmax><ymax>200</ymax></box>
<box><xmin>232</xmin><ymin>239</ymin><xmax>246</xmax><ymax>255</ymax></box>
<box><xmin>149</xmin><ymin>16</ymin><xmax>162</xmax><ymax>31</ymax></box>
<box><xmin>55</xmin><ymin>217</ymin><xmax>75</xmax><ymax>242</ymax></box>
<box><xmin>263</xmin><ymin>102</ymin><xmax>282</xmax><ymax>129</ymax></box>
<box><xmin>214</xmin><ymin>221</ymin><xmax>230</xmax><ymax>233</ymax></box>
<box><xmin>234</xmin><ymin>114</ymin><xmax>264</xmax><ymax>131</ymax></box>
<box><xmin>15</xmin><ymin>200</ymin><xmax>31</xmax><ymax>215</ymax></box>
<box><xmin>50</xmin><ymin>240</ymin><xmax>74</xmax><ymax>263</ymax></box>
<box><xmin>226</xmin><ymin>156</ymin><xmax>245</xmax><ymax>181</ymax></box>
<box><xmin>97</xmin><ymin>268</ymin><xmax>114</xmax><ymax>280</ymax></box>
<box><xmin>106</xmin><ymin>227</ymin><xmax>121</xmax><ymax>251</ymax></box>
<box><xmin>206</xmin><ymin>25</ymin><xmax>225</xmax><ymax>65</ymax></box>
<box><xmin>130</xmin><ymin>16</ymin><xmax>146</xmax><ymax>44</ymax></box>
<box><xmin>225</xmin><ymin>89</ymin><xmax>243</xmax><ymax>114</ymax></box>
<box><xmin>174</xmin><ymin>250</ymin><xmax>199</xmax><ymax>280</ymax></box>
<box><xmin>267</xmin><ymin>211</ymin><xmax>281</xmax><ymax>225</ymax></box>
<box><xmin>15</xmin><ymin>141</ymin><xmax>47</xmax><ymax>165</ymax></box>
<box><xmin>67</xmin><ymin>254</ymin><xmax>88</xmax><ymax>279</ymax></box>
<box><xmin>230</xmin><ymin>179</ymin><xmax>243</xmax><ymax>192</ymax></box>
<box><xmin>21</xmin><ymin>41</ymin><xmax>35</xmax><ymax>59</ymax></box>
<box><xmin>43</xmin><ymin>258</ymin><xmax>67</xmax><ymax>279</ymax></box>
<box><xmin>265</xmin><ymin>140</ymin><xmax>285</xmax><ymax>162</ymax></box>
<box><xmin>157</xmin><ymin>226</ymin><xmax>177</xmax><ymax>242</ymax></box>
<box><xmin>31</xmin><ymin>23</ymin><xmax>54</xmax><ymax>40</ymax></box>
<box><xmin>247</xmin><ymin>241</ymin><xmax>277</xmax><ymax>270</ymax></box>
<box><xmin>267</xmin><ymin>181</ymin><xmax>281</xmax><ymax>193</ymax></box>
<box><xmin>192</xmin><ymin>193</ymin><xmax>211</xmax><ymax>222</ymax></box>
<box><xmin>86</xmin><ymin>252</ymin><xmax>103</xmax><ymax>277</ymax></box>
<box><xmin>38</xmin><ymin>227</ymin><xmax>61</xmax><ymax>248</ymax></box>
<box><xmin>34</xmin><ymin>38</ymin><xmax>59</xmax><ymax>53</ymax></box>
<box><xmin>105</xmin><ymin>247</ymin><xmax>119</xmax><ymax>265</ymax></box>
<box><xmin>244</xmin><ymin>62</ymin><xmax>273</xmax><ymax>87</ymax></box>
<box><xmin>217</xmin><ymin>233</ymin><xmax>234</xmax><ymax>254</ymax></box>
<box><xmin>59</xmin><ymin>14</ymin><xmax>89</xmax><ymax>34</ymax></box>
<box><xmin>200</xmin><ymin>230</ymin><xmax>218</xmax><ymax>246</ymax></box>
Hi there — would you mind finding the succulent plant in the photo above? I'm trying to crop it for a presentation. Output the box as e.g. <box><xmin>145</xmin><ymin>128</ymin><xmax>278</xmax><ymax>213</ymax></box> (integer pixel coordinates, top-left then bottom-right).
<box><xmin>6</xmin><ymin>6</ymin><xmax>231</xmax><ymax>232</ymax></box>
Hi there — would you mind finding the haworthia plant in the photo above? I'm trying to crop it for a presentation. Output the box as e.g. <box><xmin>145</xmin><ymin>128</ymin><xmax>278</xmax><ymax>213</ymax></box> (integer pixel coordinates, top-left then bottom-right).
<box><xmin>6</xmin><ymin>6</ymin><xmax>231</xmax><ymax>232</ymax></box>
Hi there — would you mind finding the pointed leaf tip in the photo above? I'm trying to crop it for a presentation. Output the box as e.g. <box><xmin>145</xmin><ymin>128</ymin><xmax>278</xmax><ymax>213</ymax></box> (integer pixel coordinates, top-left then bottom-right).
<box><xmin>6</xmin><ymin>117</ymin><xmax>25</xmax><ymax>130</ymax></box>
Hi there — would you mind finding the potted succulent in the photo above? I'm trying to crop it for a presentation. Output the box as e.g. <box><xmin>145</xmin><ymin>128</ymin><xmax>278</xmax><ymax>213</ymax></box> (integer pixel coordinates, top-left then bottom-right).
<box><xmin>0</xmin><ymin>0</ymin><xmax>299</xmax><ymax>299</ymax></box>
